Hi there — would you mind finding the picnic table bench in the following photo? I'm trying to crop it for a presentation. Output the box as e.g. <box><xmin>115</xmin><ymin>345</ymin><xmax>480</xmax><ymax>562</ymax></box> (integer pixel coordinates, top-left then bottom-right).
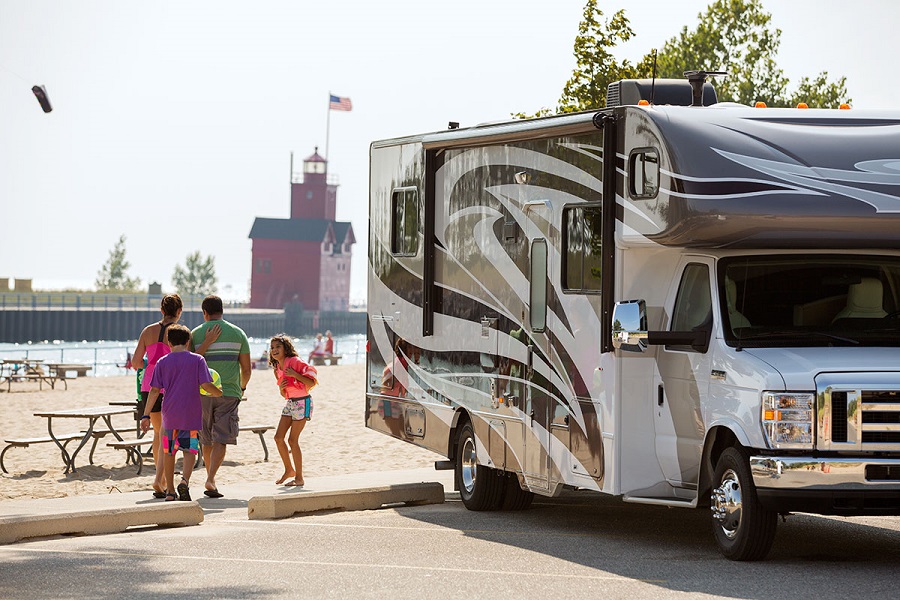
<box><xmin>1</xmin><ymin>432</ymin><xmax>83</xmax><ymax>473</ymax></box>
<box><xmin>240</xmin><ymin>424</ymin><xmax>275</xmax><ymax>461</ymax></box>
<box><xmin>107</xmin><ymin>436</ymin><xmax>155</xmax><ymax>475</ymax></box>
<box><xmin>310</xmin><ymin>354</ymin><xmax>341</xmax><ymax>366</ymax></box>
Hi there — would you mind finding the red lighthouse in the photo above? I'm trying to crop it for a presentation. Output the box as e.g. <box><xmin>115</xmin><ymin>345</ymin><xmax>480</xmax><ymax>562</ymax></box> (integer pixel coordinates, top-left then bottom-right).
<box><xmin>248</xmin><ymin>149</ymin><xmax>355</xmax><ymax>310</ymax></box>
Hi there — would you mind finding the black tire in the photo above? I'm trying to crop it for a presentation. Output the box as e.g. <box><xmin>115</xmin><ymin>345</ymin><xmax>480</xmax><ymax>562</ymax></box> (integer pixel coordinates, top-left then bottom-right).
<box><xmin>711</xmin><ymin>446</ymin><xmax>777</xmax><ymax>561</ymax></box>
<box><xmin>500</xmin><ymin>474</ymin><xmax>534</xmax><ymax>511</ymax></box>
<box><xmin>455</xmin><ymin>421</ymin><xmax>505</xmax><ymax>511</ymax></box>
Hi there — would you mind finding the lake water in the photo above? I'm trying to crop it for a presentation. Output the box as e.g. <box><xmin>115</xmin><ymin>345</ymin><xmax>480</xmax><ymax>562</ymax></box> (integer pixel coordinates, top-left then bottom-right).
<box><xmin>0</xmin><ymin>334</ymin><xmax>366</xmax><ymax>377</ymax></box>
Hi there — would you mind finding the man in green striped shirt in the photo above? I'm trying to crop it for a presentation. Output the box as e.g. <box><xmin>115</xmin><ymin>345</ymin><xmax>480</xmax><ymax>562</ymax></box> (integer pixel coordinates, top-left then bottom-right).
<box><xmin>192</xmin><ymin>295</ymin><xmax>251</xmax><ymax>498</ymax></box>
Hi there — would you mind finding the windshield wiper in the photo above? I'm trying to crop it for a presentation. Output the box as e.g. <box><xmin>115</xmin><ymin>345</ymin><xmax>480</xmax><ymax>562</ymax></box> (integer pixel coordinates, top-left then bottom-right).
<box><xmin>736</xmin><ymin>330</ymin><xmax>860</xmax><ymax>345</ymax></box>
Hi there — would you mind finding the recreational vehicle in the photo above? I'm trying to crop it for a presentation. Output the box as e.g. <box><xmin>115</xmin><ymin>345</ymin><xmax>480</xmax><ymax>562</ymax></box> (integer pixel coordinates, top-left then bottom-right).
<box><xmin>365</xmin><ymin>73</ymin><xmax>900</xmax><ymax>560</ymax></box>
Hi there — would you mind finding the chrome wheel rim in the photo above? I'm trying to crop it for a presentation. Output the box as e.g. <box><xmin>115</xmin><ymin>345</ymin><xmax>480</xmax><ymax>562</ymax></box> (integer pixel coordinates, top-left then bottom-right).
<box><xmin>460</xmin><ymin>435</ymin><xmax>477</xmax><ymax>494</ymax></box>
<box><xmin>712</xmin><ymin>468</ymin><xmax>743</xmax><ymax>539</ymax></box>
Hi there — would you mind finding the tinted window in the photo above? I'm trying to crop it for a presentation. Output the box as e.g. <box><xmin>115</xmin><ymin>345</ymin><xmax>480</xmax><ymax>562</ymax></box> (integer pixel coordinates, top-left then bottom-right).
<box><xmin>391</xmin><ymin>188</ymin><xmax>419</xmax><ymax>256</ymax></box>
<box><xmin>563</xmin><ymin>205</ymin><xmax>602</xmax><ymax>292</ymax></box>
<box><xmin>629</xmin><ymin>149</ymin><xmax>659</xmax><ymax>198</ymax></box>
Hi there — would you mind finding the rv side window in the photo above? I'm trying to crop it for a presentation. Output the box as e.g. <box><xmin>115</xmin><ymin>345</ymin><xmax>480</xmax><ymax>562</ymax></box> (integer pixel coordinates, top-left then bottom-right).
<box><xmin>391</xmin><ymin>188</ymin><xmax>419</xmax><ymax>256</ymax></box>
<box><xmin>563</xmin><ymin>205</ymin><xmax>602</xmax><ymax>292</ymax></box>
<box><xmin>629</xmin><ymin>149</ymin><xmax>659</xmax><ymax>199</ymax></box>
<box><xmin>530</xmin><ymin>239</ymin><xmax>548</xmax><ymax>331</ymax></box>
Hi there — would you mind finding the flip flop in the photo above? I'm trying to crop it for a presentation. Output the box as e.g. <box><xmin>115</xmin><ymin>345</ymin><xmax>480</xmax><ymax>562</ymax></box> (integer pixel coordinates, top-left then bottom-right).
<box><xmin>284</xmin><ymin>479</ymin><xmax>304</xmax><ymax>487</ymax></box>
<box><xmin>177</xmin><ymin>482</ymin><xmax>191</xmax><ymax>501</ymax></box>
<box><xmin>204</xmin><ymin>488</ymin><xmax>224</xmax><ymax>498</ymax></box>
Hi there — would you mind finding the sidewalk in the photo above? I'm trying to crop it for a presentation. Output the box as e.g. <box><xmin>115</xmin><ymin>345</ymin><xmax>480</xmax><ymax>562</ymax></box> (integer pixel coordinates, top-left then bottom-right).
<box><xmin>0</xmin><ymin>467</ymin><xmax>456</xmax><ymax>544</ymax></box>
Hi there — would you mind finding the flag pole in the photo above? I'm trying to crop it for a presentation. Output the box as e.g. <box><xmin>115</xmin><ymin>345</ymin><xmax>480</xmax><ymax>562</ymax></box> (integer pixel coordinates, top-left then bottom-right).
<box><xmin>325</xmin><ymin>91</ymin><xmax>331</xmax><ymax>160</ymax></box>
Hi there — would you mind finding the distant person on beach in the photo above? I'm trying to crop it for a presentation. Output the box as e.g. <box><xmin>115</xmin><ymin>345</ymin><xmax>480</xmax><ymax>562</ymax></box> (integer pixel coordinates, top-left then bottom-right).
<box><xmin>140</xmin><ymin>324</ymin><xmax>222</xmax><ymax>501</ymax></box>
<box><xmin>269</xmin><ymin>333</ymin><xmax>317</xmax><ymax>487</ymax></box>
<box><xmin>324</xmin><ymin>330</ymin><xmax>334</xmax><ymax>356</ymax></box>
<box><xmin>309</xmin><ymin>332</ymin><xmax>326</xmax><ymax>361</ymax></box>
<box><xmin>191</xmin><ymin>295</ymin><xmax>251</xmax><ymax>499</ymax></box>
<box><xmin>131</xmin><ymin>293</ymin><xmax>183</xmax><ymax>499</ymax></box>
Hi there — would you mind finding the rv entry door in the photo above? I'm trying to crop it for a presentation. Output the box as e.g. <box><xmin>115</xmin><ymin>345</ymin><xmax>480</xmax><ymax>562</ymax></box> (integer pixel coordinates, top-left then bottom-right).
<box><xmin>523</xmin><ymin>236</ymin><xmax>552</xmax><ymax>492</ymax></box>
<box><xmin>655</xmin><ymin>258</ymin><xmax>713</xmax><ymax>491</ymax></box>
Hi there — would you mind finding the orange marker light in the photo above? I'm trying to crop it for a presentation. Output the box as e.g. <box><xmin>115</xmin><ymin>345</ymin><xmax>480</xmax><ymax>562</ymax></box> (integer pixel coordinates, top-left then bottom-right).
<box><xmin>764</xmin><ymin>410</ymin><xmax>776</xmax><ymax>421</ymax></box>
<box><xmin>797</xmin><ymin>102</ymin><xmax>809</xmax><ymax>109</ymax></box>
<box><xmin>839</xmin><ymin>103</ymin><xmax>851</xmax><ymax>110</ymax></box>
<box><xmin>637</xmin><ymin>99</ymin><xmax>650</xmax><ymax>106</ymax></box>
<box><xmin>755</xmin><ymin>101</ymin><xmax>767</xmax><ymax>108</ymax></box>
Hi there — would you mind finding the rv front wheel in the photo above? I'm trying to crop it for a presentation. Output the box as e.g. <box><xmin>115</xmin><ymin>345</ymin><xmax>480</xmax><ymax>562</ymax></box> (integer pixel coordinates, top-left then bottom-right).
<box><xmin>711</xmin><ymin>447</ymin><xmax>777</xmax><ymax>561</ymax></box>
<box><xmin>455</xmin><ymin>422</ymin><xmax>504</xmax><ymax>511</ymax></box>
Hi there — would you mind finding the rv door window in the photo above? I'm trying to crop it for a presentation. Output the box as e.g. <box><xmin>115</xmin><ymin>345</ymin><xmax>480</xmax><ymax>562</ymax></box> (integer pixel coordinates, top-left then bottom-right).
<box><xmin>391</xmin><ymin>187</ymin><xmax>419</xmax><ymax>256</ymax></box>
<box><xmin>670</xmin><ymin>263</ymin><xmax>712</xmax><ymax>351</ymax></box>
<box><xmin>629</xmin><ymin>149</ymin><xmax>659</xmax><ymax>199</ymax></box>
<box><xmin>530</xmin><ymin>239</ymin><xmax>548</xmax><ymax>331</ymax></box>
<box><xmin>562</xmin><ymin>204</ymin><xmax>602</xmax><ymax>292</ymax></box>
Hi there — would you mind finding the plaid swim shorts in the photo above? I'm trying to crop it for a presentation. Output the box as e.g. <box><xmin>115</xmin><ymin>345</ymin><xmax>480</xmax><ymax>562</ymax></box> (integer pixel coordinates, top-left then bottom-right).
<box><xmin>161</xmin><ymin>429</ymin><xmax>200</xmax><ymax>455</ymax></box>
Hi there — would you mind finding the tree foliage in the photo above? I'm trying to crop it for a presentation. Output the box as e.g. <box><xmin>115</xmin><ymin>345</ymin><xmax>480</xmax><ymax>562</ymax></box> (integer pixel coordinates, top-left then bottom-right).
<box><xmin>557</xmin><ymin>0</ymin><xmax>638</xmax><ymax>113</ymax></box>
<box><xmin>95</xmin><ymin>234</ymin><xmax>141</xmax><ymax>292</ymax></box>
<box><xmin>172</xmin><ymin>251</ymin><xmax>217</xmax><ymax>297</ymax></box>
<box><xmin>524</xmin><ymin>0</ymin><xmax>850</xmax><ymax>115</ymax></box>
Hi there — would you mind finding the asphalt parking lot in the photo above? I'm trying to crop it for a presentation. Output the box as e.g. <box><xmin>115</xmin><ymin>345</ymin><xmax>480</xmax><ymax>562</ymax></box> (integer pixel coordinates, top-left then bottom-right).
<box><xmin>2</xmin><ymin>492</ymin><xmax>899</xmax><ymax>599</ymax></box>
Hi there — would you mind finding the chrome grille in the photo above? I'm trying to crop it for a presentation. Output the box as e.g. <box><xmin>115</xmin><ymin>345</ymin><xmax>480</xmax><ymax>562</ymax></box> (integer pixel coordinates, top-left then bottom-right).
<box><xmin>817</xmin><ymin>373</ymin><xmax>900</xmax><ymax>451</ymax></box>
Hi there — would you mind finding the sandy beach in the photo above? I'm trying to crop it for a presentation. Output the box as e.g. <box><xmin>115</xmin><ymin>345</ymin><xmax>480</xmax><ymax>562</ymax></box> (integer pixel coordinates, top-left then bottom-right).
<box><xmin>0</xmin><ymin>363</ymin><xmax>441</xmax><ymax>500</ymax></box>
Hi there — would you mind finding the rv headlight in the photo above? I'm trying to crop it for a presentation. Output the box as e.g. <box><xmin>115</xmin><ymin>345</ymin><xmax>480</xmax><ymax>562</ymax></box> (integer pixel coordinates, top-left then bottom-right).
<box><xmin>761</xmin><ymin>392</ymin><xmax>814</xmax><ymax>449</ymax></box>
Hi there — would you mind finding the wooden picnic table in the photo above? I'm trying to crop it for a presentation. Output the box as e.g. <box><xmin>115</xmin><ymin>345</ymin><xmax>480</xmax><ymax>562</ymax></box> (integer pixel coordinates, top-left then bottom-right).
<box><xmin>0</xmin><ymin>358</ymin><xmax>55</xmax><ymax>392</ymax></box>
<box><xmin>43</xmin><ymin>363</ymin><xmax>93</xmax><ymax>390</ymax></box>
<box><xmin>33</xmin><ymin>406</ymin><xmax>133</xmax><ymax>473</ymax></box>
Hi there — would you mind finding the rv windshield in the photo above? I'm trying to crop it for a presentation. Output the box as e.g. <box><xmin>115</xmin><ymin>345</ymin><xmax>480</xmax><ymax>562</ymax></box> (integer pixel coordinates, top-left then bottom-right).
<box><xmin>720</xmin><ymin>255</ymin><xmax>900</xmax><ymax>348</ymax></box>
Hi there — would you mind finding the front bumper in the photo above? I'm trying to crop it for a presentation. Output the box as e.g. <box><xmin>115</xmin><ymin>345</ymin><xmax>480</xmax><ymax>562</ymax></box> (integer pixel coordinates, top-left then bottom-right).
<box><xmin>750</xmin><ymin>456</ymin><xmax>900</xmax><ymax>515</ymax></box>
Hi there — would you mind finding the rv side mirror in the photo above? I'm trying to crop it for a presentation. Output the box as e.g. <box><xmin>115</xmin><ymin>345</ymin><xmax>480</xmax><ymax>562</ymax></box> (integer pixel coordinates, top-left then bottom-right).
<box><xmin>612</xmin><ymin>300</ymin><xmax>648</xmax><ymax>353</ymax></box>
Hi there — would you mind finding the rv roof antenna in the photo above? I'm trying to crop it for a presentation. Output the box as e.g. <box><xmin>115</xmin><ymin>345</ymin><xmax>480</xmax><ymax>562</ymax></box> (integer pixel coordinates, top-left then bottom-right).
<box><xmin>448</xmin><ymin>121</ymin><xmax>460</xmax><ymax>130</ymax></box>
<box><xmin>683</xmin><ymin>70</ymin><xmax>727</xmax><ymax>106</ymax></box>
<box><xmin>649</xmin><ymin>49</ymin><xmax>658</xmax><ymax>105</ymax></box>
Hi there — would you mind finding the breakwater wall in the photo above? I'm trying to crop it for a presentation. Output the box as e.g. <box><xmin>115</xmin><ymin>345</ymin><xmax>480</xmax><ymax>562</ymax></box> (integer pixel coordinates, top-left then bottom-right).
<box><xmin>0</xmin><ymin>308</ymin><xmax>366</xmax><ymax>343</ymax></box>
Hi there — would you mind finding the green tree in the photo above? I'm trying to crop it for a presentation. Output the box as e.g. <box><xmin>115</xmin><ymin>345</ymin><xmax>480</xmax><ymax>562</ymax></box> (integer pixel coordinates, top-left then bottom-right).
<box><xmin>513</xmin><ymin>0</ymin><xmax>638</xmax><ymax>117</ymax></box>
<box><xmin>786</xmin><ymin>72</ymin><xmax>850</xmax><ymax>108</ymax></box>
<box><xmin>557</xmin><ymin>0</ymin><xmax>639</xmax><ymax>112</ymax></box>
<box><xmin>651</xmin><ymin>0</ymin><xmax>848</xmax><ymax>107</ymax></box>
<box><xmin>172</xmin><ymin>251</ymin><xmax>217</xmax><ymax>297</ymax></box>
<box><xmin>95</xmin><ymin>234</ymin><xmax>141</xmax><ymax>292</ymax></box>
<box><xmin>521</xmin><ymin>0</ymin><xmax>850</xmax><ymax>115</ymax></box>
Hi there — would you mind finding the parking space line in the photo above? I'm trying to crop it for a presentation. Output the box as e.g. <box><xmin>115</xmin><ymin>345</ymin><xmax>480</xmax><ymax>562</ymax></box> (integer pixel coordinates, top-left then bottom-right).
<box><xmin>0</xmin><ymin>547</ymin><xmax>664</xmax><ymax>582</ymax></box>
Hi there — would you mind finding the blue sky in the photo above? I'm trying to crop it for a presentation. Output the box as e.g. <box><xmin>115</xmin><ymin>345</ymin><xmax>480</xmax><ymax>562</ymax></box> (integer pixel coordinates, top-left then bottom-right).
<box><xmin>1</xmin><ymin>0</ymin><xmax>896</xmax><ymax>303</ymax></box>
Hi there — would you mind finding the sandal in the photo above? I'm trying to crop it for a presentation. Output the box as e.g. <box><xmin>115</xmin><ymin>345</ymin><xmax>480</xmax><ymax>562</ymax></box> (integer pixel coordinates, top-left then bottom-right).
<box><xmin>177</xmin><ymin>480</ymin><xmax>191</xmax><ymax>501</ymax></box>
<box><xmin>165</xmin><ymin>492</ymin><xmax>178</xmax><ymax>502</ymax></box>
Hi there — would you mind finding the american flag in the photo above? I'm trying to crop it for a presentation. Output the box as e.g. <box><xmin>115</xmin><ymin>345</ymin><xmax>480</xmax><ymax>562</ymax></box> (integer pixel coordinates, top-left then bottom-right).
<box><xmin>329</xmin><ymin>94</ymin><xmax>352</xmax><ymax>111</ymax></box>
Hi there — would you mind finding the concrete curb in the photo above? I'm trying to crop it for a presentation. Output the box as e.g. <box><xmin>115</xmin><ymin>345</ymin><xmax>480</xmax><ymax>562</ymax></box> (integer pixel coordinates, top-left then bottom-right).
<box><xmin>0</xmin><ymin>502</ymin><xmax>204</xmax><ymax>545</ymax></box>
<box><xmin>248</xmin><ymin>482</ymin><xmax>445</xmax><ymax>520</ymax></box>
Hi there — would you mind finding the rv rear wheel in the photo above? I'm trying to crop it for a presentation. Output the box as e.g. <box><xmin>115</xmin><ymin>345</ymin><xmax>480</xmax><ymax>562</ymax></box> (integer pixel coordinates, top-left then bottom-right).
<box><xmin>455</xmin><ymin>421</ymin><xmax>505</xmax><ymax>511</ymax></box>
<box><xmin>711</xmin><ymin>447</ymin><xmax>777</xmax><ymax>561</ymax></box>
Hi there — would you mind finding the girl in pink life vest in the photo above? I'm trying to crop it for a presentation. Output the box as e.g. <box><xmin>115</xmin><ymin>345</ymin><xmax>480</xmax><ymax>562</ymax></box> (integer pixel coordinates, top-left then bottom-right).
<box><xmin>269</xmin><ymin>334</ymin><xmax>317</xmax><ymax>487</ymax></box>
